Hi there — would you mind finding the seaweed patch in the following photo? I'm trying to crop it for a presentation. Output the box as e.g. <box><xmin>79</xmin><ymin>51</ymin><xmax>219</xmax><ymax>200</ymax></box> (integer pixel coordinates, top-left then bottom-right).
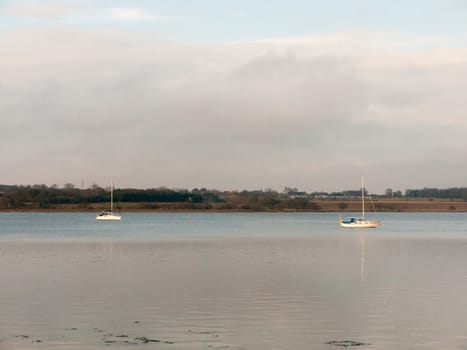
<box><xmin>325</xmin><ymin>340</ymin><xmax>371</xmax><ymax>347</ymax></box>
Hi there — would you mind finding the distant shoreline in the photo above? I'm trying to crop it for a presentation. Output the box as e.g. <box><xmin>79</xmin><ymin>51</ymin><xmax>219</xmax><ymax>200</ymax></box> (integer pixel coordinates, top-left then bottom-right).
<box><xmin>1</xmin><ymin>199</ymin><xmax>466</xmax><ymax>213</ymax></box>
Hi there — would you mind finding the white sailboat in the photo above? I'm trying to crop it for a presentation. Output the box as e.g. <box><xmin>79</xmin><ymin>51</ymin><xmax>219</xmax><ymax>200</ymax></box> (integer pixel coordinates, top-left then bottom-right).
<box><xmin>339</xmin><ymin>177</ymin><xmax>380</xmax><ymax>228</ymax></box>
<box><xmin>96</xmin><ymin>179</ymin><xmax>122</xmax><ymax>221</ymax></box>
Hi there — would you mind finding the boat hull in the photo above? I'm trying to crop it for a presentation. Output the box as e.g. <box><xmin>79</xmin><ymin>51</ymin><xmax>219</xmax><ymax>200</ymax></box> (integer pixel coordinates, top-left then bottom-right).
<box><xmin>96</xmin><ymin>213</ymin><xmax>122</xmax><ymax>221</ymax></box>
<box><xmin>339</xmin><ymin>220</ymin><xmax>380</xmax><ymax>228</ymax></box>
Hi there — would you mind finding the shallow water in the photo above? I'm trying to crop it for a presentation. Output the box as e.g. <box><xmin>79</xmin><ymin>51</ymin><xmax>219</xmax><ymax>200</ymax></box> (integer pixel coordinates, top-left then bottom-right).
<box><xmin>1</xmin><ymin>213</ymin><xmax>467</xmax><ymax>349</ymax></box>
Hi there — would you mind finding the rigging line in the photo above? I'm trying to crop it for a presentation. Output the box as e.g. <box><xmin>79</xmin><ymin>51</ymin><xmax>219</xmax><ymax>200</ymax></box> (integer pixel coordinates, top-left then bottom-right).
<box><xmin>368</xmin><ymin>194</ymin><xmax>379</xmax><ymax>220</ymax></box>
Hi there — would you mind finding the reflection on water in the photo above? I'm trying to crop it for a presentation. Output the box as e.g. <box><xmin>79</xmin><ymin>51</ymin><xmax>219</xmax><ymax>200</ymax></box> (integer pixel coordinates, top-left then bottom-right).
<box><xmin>360</xmin><ymin>233</ymin><xmax>366</xmax><ymax>282</ymax></box>
<box><xmin>0</xmin><ymin>213</ymin><xmax>467</xmax><ymax>349</ymax></box>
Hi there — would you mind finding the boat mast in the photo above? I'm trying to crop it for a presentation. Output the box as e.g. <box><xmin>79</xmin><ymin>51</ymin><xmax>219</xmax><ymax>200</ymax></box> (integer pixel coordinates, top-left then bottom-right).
<box><xmin>110</xmin><ymin>179</ymin><xmax>114</xmax><ymax>213</ymax></box>
<box><xmin>361</xmin><ymin>176</ymin><xmax>365</xmax><ymax>220</ymax></box>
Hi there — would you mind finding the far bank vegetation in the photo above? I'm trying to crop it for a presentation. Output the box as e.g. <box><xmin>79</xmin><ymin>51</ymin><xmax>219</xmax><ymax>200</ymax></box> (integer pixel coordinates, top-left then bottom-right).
<box><xmin>1</xmin><ymin>184</ymin><xmax>467</xmax><ymax>212</ymax></box>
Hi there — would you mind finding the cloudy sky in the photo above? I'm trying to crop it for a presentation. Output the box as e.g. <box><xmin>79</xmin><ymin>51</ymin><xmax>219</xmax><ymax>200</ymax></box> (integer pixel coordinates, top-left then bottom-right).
<box><xmin>1</xmin><ymin>0</ymin><xmax>467</xmax><ymax>193</ymax></box>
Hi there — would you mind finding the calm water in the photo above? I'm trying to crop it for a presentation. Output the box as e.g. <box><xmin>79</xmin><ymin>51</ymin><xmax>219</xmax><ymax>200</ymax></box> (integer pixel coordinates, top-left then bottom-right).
<box><xmin>1</xmin><ymin>213</ymin><xmax>467</xmax><ymax>349</ymax></box>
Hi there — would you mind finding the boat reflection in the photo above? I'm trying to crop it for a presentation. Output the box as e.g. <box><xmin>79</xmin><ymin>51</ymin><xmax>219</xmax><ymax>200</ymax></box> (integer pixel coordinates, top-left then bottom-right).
<box><xmin>359</xmin><ymin>232</ymin><xmax>366</xmax><ymax>282</ymax></box>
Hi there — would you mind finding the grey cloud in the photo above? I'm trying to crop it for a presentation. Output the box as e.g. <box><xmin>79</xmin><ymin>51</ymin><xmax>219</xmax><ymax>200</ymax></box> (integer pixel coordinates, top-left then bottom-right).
<box><xmin>1</xmin><ymin>29</ymin><xmax>467</xmax><ymax>191</ymax></box>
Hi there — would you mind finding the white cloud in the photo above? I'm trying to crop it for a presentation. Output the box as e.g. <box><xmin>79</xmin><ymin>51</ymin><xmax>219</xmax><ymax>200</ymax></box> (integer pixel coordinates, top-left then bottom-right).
<box><xmin>100</xmin><ymin>7</ymin><xmax>184</xmax><ymax>23</ymax></box>
<box><xmin>108</xmin><ymin>7</ymin><xmax>160</xmax><ymax>22</ymax></box>
<box><xmin>0</xmin><ymin>2</ymin><xmax>180</xmax><ymax>24</ymax></box>
<box><xmin>2</xmin><ymin>1</ymin><xmax>76</xmax><ymax>20</ymax></box>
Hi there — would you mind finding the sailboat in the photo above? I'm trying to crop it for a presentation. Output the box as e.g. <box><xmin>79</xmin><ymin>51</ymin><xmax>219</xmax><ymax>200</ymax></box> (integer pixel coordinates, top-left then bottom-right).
<box><xmin>96</xmin><ymin>179</ymin><xmax>122</xmax><ymax>221</ymax></box>
<box><xmin>339</xmin><ymin>177</ymin><xmax>380</xmax><ymax>228</ymax></box>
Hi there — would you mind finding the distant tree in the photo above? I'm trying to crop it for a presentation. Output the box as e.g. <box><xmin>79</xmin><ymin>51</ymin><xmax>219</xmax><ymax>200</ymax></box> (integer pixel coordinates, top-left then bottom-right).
<box><xmin>343</xmin><ymin>190</ymin><xmax>362</xmax><ymax>198</ymax></box>
<box><xmin>338</xmin><ymin>202</ymin><xmax>348</xmax><ymax>211</ymax></box>
<box><xmin>32</xmin><ymin>184</ymin><xmax>47</xmax><ymax>190</ymax></box>
<box><xmin>264</xmin><ymin>188</ymin><xmax>276</xmax><ymax>193</ymax></box>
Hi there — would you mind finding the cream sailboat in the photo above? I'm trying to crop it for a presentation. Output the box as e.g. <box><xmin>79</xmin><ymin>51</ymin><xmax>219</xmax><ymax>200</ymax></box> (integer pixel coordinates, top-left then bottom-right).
<box><xmin>96</xmin><ymin>179</ymin><xmax>122</xmax><ymax>221</ymax></box>
<box><xmin>339</xmin><ymin>177</ymin><xmax>380</xmax><ymax>228</ymax></box>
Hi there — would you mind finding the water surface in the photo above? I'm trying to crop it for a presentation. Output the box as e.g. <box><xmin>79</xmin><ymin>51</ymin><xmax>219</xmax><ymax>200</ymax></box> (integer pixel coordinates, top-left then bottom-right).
<box><xmin>1</xmin><ymin>213</ymin><xmax>467</xmax><ymax>349</ymax></box>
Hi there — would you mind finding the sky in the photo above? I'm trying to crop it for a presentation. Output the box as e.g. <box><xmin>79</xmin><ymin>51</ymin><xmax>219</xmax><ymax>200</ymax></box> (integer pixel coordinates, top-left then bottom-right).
<box><xmin>1</xmin><ymin>0</ymin><xmax>467</xmax><ymax>193</ymax></box>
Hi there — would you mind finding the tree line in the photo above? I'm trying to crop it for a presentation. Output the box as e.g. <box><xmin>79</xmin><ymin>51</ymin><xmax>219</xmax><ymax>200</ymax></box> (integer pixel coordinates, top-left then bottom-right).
<box><xmin>403</xmin><ymin>187</ymin><xmax>467</xmax><ymax>200</ymax></box>
<box><xmin>0</xmin><ymin>185</ymin><xmax>222</xmax><ymax>209</ymax></box>
<box><xmin>1</xmin><ymin>184</ymin><xmax>467</xmax><ymax>210</ymax></box>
